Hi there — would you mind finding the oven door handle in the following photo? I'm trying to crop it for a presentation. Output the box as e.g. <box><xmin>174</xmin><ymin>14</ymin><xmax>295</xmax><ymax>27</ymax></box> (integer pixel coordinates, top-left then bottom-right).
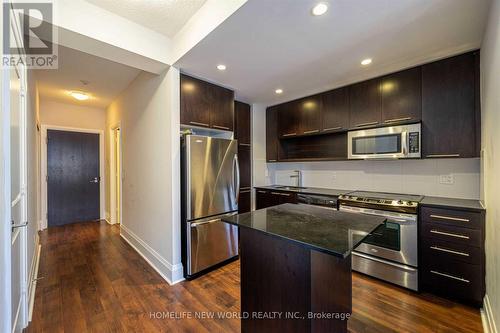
<box><xmin>352</xmin><ymin>252</ymin><xmax>417</xmax><ymax>272</ymax></box>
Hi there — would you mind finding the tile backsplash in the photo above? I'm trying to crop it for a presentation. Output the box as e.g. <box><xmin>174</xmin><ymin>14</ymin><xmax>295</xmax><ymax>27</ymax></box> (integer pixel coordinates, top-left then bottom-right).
<box><xmin>267</xmin><ymin>158</ymin><xmax>480</xmax><ymax>199</ymax></box>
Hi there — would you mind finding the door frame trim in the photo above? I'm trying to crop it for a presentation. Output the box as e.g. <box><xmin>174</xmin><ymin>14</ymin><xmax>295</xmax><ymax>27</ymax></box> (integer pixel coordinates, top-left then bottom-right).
<box><xmin>109</xmin><ymin>124</ymin><xmax>122</xmax><ymax>225</ymax></box>
<box><xmin>40</xmin><ymin>125</ymin><xmax>105</xmax><ymax>229</ymax></box>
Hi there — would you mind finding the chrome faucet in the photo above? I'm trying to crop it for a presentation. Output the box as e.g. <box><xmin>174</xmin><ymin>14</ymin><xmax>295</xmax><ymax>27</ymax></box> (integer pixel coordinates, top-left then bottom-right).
<box><xmin>290</xmin><ymin>170</ymin><xmax>302</xmax><ymax>187</ymax></box>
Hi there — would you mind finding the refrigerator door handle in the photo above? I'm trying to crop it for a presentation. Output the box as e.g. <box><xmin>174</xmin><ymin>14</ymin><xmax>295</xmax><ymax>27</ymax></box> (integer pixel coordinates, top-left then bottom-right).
<box><xmin>233</xmin><ymin>154</ymin><xmax>240</xmax><ymax>203</ymax></box>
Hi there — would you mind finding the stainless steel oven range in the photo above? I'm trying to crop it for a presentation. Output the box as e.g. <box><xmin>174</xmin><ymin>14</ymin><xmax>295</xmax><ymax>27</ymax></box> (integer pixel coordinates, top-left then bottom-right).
<box><xmin>338</xmin><ymin>191</ymin><xmax>423</xmax><ymax>291</ymax></box>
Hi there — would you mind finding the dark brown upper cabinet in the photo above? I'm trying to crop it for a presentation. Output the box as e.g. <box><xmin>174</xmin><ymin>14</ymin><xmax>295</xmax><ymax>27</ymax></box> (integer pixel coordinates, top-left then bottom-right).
<box><xmin>180</xmin><ymin>74</ymin><xmax>234</xmax><ymax>131</ymax></box>
<box><xmin>321</xmin><ymin>87</ymin><xmax>349</xmax><ymax>133</ymax></box>
<box><xmin>296</xmin><ymin>95</ymin><xmax>322</xmax><ymax>135</ymax></box>
<box><xmin>266</xmin><ymin>106</ymin><xmax>279</xmax><ymax>162</ymax></box>
<box><xmin>278</xmin><ymin>102</ymin><xmax>300</xmax><ymax>138</ymax></box>
<box><xmin>235</xmin><ymin>101</ymin><xmax>251</xmax><ymax>145</ymax></box>
<box><xmin>381</xmin><ymin>67</ymin><xmax>422</xmax><ymax>125</ymax></box>
<box><xmin>422</xmin><ymin>51</ymin><xmax>479</xmax><ymax>158</ymax></box>
<box><xmin>349</xmin><ymin>78</ymin><xmax>382</xmax><ymax>129</ymax></box>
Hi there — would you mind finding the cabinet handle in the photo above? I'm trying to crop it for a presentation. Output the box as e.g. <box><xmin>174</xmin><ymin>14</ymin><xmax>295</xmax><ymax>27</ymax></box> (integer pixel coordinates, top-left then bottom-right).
<box><xmin>430</xmin><ymin>229</ymin><xmax>470</xmax><ymax>239</ymax></box>
<box><xmin>354</xmin><ymin>121</ymin><xmax>379</xmax><ymax>128</ymax></box>
<box><xmin>282</xmin><ymin>133</ymin><xmax>297</xmax><ymax>137</ymax></box>
<box><xmin>430</xmin><ymin>270</ymin><xmax>470</xmax><ymax>283</ymax></box>
<box><xmin>430</xmin><ymin>214</ymin><xmax>470</xmax><ymax>223</ymax></box>
<box><xmin>430</xmin><ymin>246</ymin><xmax>470</xmax><ymax>257</ymax></box>
<box><xmin>257</xmin><ymin>190</ymin><xmax>267</xmax><ymax>194</ymax></box>
<box><xmin>239</xmin><ymin>143</ymin><xmax>251</xmax><ymax>146</ymax></box>
<box><xmin>212</xmin><ymin>125</ymin><xmax>230</xmax><ymax>130</ymax></box>
<box><xmin>240</xmin><ymin>187</ymin><xmax>251</xmax><ymax>190</ymax></box>
<box><xmin>271</xmin><ymin>192</ymin><xmax>282</xmax><ymax>195</ymax></box>
<box><xmin>240</xmin><ymin>190</ymin><xmax>251</xmax><ymax>194</ymax></box>
<box><xmin>323</xmin><ymin>126</ymin><xmax>342</xmax><ymax>132</ymax></box>
<box><xmin>189</xmin><ymin>121</ymin><xmax>209</xmax><ymax>127</ymax></box>
<box><xmin>303</xmin><ymin>130</ymin><xmax>319</xmax><ymax>134</ymax></box>
<box><xmin>384</xmin><ymin>117</ymin><xmax>412</xmax><ymax>123</ymax></box>
<box><xmin>426</xmin><ymin>154</ymin><xmax>460</xmax><ymax>158</ymax></box>
<box><xmin>268</xmin><ymin>159</ymin><xmax>277</xmax><ymax>162</ymax></box>
<box><xmin>280</xmin><ymin>193</ymin><xmax>291</xmax><ymax>197</ymax></box>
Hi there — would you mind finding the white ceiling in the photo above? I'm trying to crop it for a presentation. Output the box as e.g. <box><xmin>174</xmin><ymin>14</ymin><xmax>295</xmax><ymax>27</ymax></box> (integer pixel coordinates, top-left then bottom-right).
<box><xmin>84</xmin><ymin>0</ymin><xmax>207</xmax><ymax>38</ymax></box>
<box><xmin>175</xmin><ymin>0</ymin><xmax>491</xmax><ymax>105</ymax></box>
<box><xmin>35</xmin><ymin>45</ymin><xmax>141</xmax><ymax>108</ymax></box>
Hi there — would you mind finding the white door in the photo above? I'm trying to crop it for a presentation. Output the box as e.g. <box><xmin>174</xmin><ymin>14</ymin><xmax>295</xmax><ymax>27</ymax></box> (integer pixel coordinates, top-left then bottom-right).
<box><xmin>9</xmin><ymin>9</ymin><xmax>28</xmax><ymax>333</ymax></box>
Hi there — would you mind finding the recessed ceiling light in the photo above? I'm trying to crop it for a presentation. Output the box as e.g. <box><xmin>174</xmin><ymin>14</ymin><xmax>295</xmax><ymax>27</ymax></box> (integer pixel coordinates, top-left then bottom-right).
<box><xmin>312</xmin><ymin>3</ymin><xmax>328</xmax><ymax>16</ymax></box>
<box><xmin>217</xmin><ymin>64</ymin><xmax>226</xmax><ymax>71</ymax></box>
<box><xmin>69</xmin><ymin>91</ymin><xmax>90</xmax><ymax>101</ymax></box>
<box><xmin>275</xmin><ymin>89</ymin><xmax>283</xmax><ymax>94</ymax></box>
<box><xmin>361</xmin><ymin>58</ymin><xmax>372</xmax><ymax>66</ymax></box>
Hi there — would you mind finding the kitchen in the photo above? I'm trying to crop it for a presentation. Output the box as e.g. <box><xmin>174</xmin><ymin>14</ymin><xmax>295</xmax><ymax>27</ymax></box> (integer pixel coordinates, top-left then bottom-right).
<box><xmin>4</xmin><ymin>0</ymin><xmax>498</xmax><ymax>332</ymax></box>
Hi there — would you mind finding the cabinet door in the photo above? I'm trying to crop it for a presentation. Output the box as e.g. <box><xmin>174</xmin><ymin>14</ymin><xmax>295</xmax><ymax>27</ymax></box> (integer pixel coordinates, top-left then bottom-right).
<box><xmin>349</xmin><ymin>78</ymin><xmax>381</xmax><ymax>129</ymax></box>
<box><xmin>180</xmin><ymin>74</ymin><xmax>211</xmax><ymax>128</ymax></box>
<box><xmin>422</xmin><ymin>52</ymin><xmax>478</xmax><ymax>158</ymax></box>
<box><xmin>235</xmin><ymin>101</ymin><xmax>251</xmax><ymax>144</ymax></box>
<box><xmin>381</xmin><ymin>67</ymin><xmax>422</xmax><ymax>125</ymax></box>
<box><xmin>278</xmin><ymin>192</ymin><xmax>297</xmax><ymax>204</ymax></box>
<box><xmin>238</xmin><ymin>190</ymin><xmax>251</xmax><ymax>213</ymax></box>
<box><xmin>266</xmin><ymin>106</ymin><xmax>279</xmax><ymax>162</ymax></box>
<box><xmin>238</xmin><ymin>145</ymin><xmax>251</xmax><ymax>189</ymax></box>
<box><xmin>296</xmin><ymin>95</ymin><xmax>321</xmax><ymax>135</ymax></box>
<box><xmin>322</xmin><ymin>87</ymin><xmax>349</xmax><ymax>133</ymax></box>
<box><xmin>278</xmin><ymin>102</ymin><xmax>300</xmax><ymax>138</ymax></box>
<box><xmin>210</xmin><ymin>85</ymin><xmax>234</xmax><ymax>131</ymax></box>
<box><xmin>256</xmin><ymin>190</ymin><xmax>275</xmax><ymax>209</ymax></box>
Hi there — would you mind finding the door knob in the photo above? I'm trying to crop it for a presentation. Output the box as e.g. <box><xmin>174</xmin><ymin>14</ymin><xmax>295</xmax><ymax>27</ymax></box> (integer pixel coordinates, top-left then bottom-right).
<box><xmin>90</xmin><ymin>177</ymin><xmax>100</xmax><ymax>183</ymax></box>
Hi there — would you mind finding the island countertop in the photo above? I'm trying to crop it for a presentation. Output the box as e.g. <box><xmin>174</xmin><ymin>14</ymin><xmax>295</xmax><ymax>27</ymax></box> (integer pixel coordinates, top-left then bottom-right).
<box><xmin>222</xmin><ymin>203</ymin><xmax>385</xmax><ymax>258</ymax></box>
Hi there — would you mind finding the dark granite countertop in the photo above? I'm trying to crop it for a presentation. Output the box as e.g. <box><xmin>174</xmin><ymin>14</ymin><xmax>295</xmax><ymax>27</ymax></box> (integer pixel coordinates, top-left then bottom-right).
<box><xmin>254</xmin><ymin>185</ymin><xmax>349</xmax><ymax>197</ymax></box>
<box><xmin>420</xmin><ymin>196</ymin><xmax>485</xmax><ymax>212</ymax></box>
<box><xmin>222</xmin><ymin>203</ymin><xmax>385</xmax><ymax>258</ymax></box>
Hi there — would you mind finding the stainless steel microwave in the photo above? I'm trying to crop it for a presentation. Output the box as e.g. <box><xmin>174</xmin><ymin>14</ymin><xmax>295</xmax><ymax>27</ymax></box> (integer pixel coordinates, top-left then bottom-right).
<box><xmin>348</xmin><ymin>123</ymin><xmax>421</xmax><ymax>159</ymax></box>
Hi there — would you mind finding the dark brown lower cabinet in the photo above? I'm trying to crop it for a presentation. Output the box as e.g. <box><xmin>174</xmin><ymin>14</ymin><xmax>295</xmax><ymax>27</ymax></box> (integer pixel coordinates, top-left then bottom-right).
<box><xmin>238</xmin><ymin>190</ymin><xmax>251</xmax><ymax>214</ymax></box>
<box><xmin>419</xmin><ymin>206</ymin><xmax>485</xmax><ymax>307</ymax></box>
<box><xmin>256</xmin><ymin>189</ymin><xmax>297</xmax><ymax>209</ymax></box>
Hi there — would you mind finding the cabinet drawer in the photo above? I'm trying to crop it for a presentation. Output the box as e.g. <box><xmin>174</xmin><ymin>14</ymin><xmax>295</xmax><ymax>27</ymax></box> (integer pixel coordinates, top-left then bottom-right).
<box><xmin>421</xmin><ymin>223</ymin><xmax>481</xmax><ymax>247</ymax></box>
<box><xmin>421</xmin><ymin>238</ymin><xmax>481</xmax><ymax>265</ymax></box>
<box><xmin>421</xmin><ymin>259</ymin><xmax>483</xmax><ymax>306</ymax></box>
<box><xmin>421</xmin><ymin>207</ymin><xmax>482</xmax><ymax>229</ymax></box>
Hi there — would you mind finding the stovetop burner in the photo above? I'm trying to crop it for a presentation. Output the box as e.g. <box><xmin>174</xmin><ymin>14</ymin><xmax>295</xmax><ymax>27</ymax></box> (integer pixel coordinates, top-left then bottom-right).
<box><xmin>338</xmin><ymin>191</ymin><xmax>424</xmax><ymax>214</ymax></box>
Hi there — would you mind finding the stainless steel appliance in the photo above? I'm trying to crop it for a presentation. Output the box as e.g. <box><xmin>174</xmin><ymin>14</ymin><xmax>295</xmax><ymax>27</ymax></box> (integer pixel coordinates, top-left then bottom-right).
<box><xmin>338</xmin><ymin>191</ymin><xmax>423</xmax><ymax>291</ymax></box>
<box><xmin>297</xmin><ymin>193</ymin><xmax>337</xmax><ymax>210</ymax></box>
<box><xmin>348</xmin><ymin>123</ymin><xmax>421</xmax><ymax>159</ymax></box>
<box><xmin>181</xmin><ymin>135</ymin><xmax>240</xmax><ymax>278</ymax></box>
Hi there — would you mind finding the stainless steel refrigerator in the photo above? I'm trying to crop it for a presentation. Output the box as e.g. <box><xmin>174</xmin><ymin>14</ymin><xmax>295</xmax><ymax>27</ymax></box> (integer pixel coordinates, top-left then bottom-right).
<box><xmin>181</xmin><ymin>135</ymin><xmax>240</xmax><ymax>278</ymax></box>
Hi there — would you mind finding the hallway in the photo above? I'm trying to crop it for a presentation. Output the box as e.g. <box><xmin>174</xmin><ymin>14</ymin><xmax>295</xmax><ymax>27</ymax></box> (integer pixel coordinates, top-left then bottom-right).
<box><xmin>25</xmin><ymin>222</ymin><xmax>482</xmax><ymax>333</ymax></box>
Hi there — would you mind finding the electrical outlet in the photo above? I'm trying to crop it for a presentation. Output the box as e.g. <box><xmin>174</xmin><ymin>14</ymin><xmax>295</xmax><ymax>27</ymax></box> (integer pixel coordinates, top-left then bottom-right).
<box><xmin>439</xmin><ymin>174</ymin><xmax>454</xmax><ymax>185</ymax></box>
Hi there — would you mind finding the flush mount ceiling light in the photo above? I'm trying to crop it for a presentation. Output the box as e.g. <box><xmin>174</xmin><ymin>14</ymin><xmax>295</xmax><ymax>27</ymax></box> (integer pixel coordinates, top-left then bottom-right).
<box><xmin>69</xmin><ymin>91</ymin><xmax>90</xmax><ymax>101</ymax></box>
<box><xmin>275</xmin><ymin>89</ymin><xmax>283</xmax><ymax>94</ymax></box>
<box><xmin>361</xmin><ymin>58</ymin><xmax>373</xmax><ymax>66</ymax></box>
<box><xmin>217</xmin><ymin>64</ymin><xmax>226</xmax><ymax>71</ymax></box>
<box><xmin>312</xmin><ymin>3</ymin><xmax>328</xmax><ymax>16</ymax></box>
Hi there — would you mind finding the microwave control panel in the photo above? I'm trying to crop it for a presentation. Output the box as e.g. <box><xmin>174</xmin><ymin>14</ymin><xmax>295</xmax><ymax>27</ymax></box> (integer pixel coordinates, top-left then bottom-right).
<box><xmin>409</xmin><ymin>132</ymin><xmax>420</xmax><ymax>153</ymax></box>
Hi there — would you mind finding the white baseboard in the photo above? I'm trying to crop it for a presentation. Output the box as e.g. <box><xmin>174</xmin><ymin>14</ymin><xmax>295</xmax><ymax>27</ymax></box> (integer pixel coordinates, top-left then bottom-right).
<box><xmin>482</xmin><ymin>295</ymin><xmax>498</xmax><ymax>333</ymax></box>
<box><xmin>120</xmin><ymin>224</ymin><xmax>184</xmax><ymax>285</ymax></box>
<box><xmin>28</xmin><ymin>241</ymin><xmax>41</xmax><ymax>323</ymax></box>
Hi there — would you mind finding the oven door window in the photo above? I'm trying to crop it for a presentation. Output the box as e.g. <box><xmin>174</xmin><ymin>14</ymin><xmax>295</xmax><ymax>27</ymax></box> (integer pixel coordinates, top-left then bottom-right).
<box><xmin>362</xmin><ymin>221</ymin><xmax>401</xmax><ymax>251</ymax></box>
<box><xmin>352</xmin><ymin>134</ymin><xmax>402</xmax><ymax>155</ymax></box>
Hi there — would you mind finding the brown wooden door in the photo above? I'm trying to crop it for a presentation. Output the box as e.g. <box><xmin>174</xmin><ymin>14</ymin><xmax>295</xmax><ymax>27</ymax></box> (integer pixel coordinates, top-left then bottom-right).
<box><xmin>238</xmin><ymin>190</ymin><xmax>251</xmax><ymax>213</ymax></box>
<box><xmin>381</xmin><ymin>67</ymin><xmax>422</xmax><ymax>125</ymax></box>
<box><xmin>256</xmin><ymin>190</ymin><xmax>273</xmax><ymax>209</ymax></box>
<box><xmin>422</xmin><ymin>52</ymin><xmax>478</xmax><ymax>158</ymax></box>
<box><xmin>47</xmin><ymin>130</ymin><xmax>100</xmax><ymax>226</ymax></box>
<box><xmin>238</xmin><ymin>145</ymin><xmax>251</xmax><ymax>189</ymax></box>
<box><xmin>180</xmin><ymin>74</ymin><xmax>211</xmax><ymax>128</ymax></box>
<box><xmin>349</xmin><ymin>78</ymin><xmax>381</xmax><ymax>129</ymax></box>
<box><xmin>322</xmin><ymin>87</ymin><xmax>349</xmax><ymax>133</ymax></box>
<box><xmin>266</xmin><ymin>106</ymin><xmax>279</xmax><ymax>162</ymax></box>
<box><xmin>235</xmin><ymin>101</ymin><xmax>251</xmax><ymax>144</ymax></box>
<box><xmin>296</xmin><ymin>95</ymin><xmax>321</xmax><ymax>135</ymax></box>
<box><xmin>278</xmin><ymin>102</ymin><xmax>300</xmax><ymax>138</ymax></box>
<box><xmin>210</xmin><ymin>86</ymin><xmax>234</xmax><ymax>131</ymax></box>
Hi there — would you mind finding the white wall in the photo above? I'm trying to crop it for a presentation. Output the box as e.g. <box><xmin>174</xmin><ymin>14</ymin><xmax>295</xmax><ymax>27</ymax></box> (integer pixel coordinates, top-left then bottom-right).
<box><xmin>39</xmin><ymin>99</ymin><xmax>106</xmax><ymax>130</ymax></box>
<box><xmin>105</xmin><ymin>68</ymin><xmax>182</xmax><ymax>284</ymax></box>
<box><xmin>268</xmin><ymin>158</ymin><xmax>480</xmax><ymax>199</ymax></box>
<box><xmin>480</xmin><ymin>0</ymin><xmax>500</xmax><ymax>330</ymax></box>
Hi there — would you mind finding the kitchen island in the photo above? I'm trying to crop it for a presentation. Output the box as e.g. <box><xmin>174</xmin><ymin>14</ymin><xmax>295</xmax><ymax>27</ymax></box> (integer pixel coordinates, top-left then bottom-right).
<box><xmin>222</xmin><ymin>203</ymin><xmax>385</xmax><ymax>333</ymax></box>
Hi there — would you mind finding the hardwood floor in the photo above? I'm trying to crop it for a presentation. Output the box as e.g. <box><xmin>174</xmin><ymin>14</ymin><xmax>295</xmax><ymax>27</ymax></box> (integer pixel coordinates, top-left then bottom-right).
<box><xmin>25</xmin><ymin>221</ymin><xmax>483</xmax><ymax>333</ymax></box>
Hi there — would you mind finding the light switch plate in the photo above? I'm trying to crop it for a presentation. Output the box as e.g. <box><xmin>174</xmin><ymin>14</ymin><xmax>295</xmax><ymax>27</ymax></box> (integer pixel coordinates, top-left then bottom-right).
<box><xmin>439</xmin><ymin>174</ymin><xmax>454</xmax><ymax>185</ymax></box>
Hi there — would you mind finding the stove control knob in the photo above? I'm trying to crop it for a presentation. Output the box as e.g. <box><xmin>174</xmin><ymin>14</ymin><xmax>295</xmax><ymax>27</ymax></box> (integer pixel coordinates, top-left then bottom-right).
<box><xmin>397</xmin><ymin>200</ymin><xmax>404</xmax><ymax>205</ymax></box>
